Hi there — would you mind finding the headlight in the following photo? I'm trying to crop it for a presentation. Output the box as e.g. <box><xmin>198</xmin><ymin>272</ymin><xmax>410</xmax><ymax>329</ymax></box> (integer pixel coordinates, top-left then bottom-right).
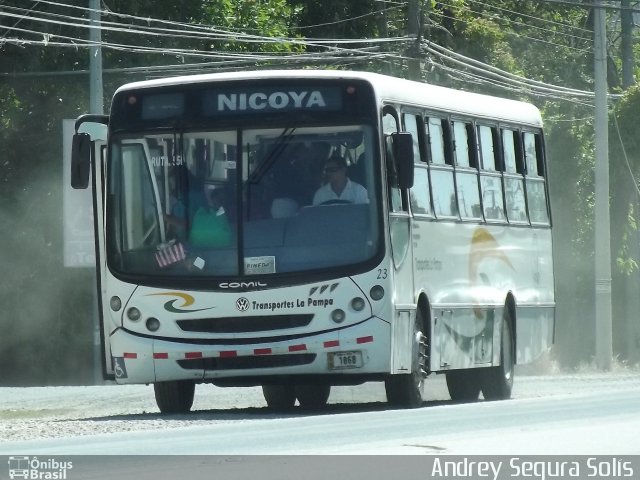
<box><xmin>331</xmin><ymin>309</ymin><xmax>346</xmax><ymax>323</ymax></box>
<box><xmin>370</xmin><ymin>285</ymin><xmax>385</xmax><ymax>301</ymax></box>
<box><xmin>146</xmin><ymin>318</ymin><xmax>160</xmax><ymax>332</ymax></box>
<box><xmin>127</xmin><ymin>307</ymin><xmax>141</xmax><ymax>321</ymax></box>
<box><xmin>110</xmin><ymin>296</ymin><xmax>122</xmax><ymax>312</ymax></box>
<box><xmin>351</xmin><ymin>297</ymin><xmax>366</xmax><ymax>311</ymax></box>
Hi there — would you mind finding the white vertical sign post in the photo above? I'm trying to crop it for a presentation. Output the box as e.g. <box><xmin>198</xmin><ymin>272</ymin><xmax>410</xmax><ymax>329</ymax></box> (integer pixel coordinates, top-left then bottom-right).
<box><xmin>63</xmin><ymin>119</ymin><xmax>104</xmax><ymax>384</ymax></box>
<box><xmin>62</xmin><ymin>119</ymin><xmax>95</xmax><ymax>268</ymax></box>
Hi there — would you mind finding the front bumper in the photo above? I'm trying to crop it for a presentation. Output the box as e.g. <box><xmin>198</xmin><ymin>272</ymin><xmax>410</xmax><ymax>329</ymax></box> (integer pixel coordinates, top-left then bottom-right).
<box><xmin>109</xmin><ymin>315</ymin><xmax>391</xmax><ymax>384</ymax></box>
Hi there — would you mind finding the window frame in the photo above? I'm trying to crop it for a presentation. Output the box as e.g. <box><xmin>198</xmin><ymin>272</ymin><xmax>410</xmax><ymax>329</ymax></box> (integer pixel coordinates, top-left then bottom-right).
<box><xmin>382</xmin><ymin>106</ymin><xmax>551</xmax><ymax>229</ymax></box>
<box><xmin>452</xmin><ymin>118</ymin><xmax>482</xmax><ymax>222</ymax></box>
<box><xmin>402</xmin><ymin>111</ymin><xmax>434</xmax><ymax>218</ymax></box>
<box><xmin>427</xmin><ymin>113</ymin><xmax>459</xmax><ymax>220</ymax></box>
<box><xmin>478</xmin><ymin>123</ymin><xmax>506</xmax><ymax>224</ymax></box>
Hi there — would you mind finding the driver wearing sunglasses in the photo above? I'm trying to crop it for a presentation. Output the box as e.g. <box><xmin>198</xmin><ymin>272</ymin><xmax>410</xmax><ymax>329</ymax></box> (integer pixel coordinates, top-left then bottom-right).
<box><xmin>312</xmin><ymin>151</ymin><xmax>369</xmax><ymax>206</ymax></box>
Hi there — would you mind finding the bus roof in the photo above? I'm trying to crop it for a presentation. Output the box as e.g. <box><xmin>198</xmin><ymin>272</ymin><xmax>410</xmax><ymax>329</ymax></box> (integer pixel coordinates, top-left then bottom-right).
<box><xmin>114</xmin><ymin>70</ymin><xmax>543</xmax><ymax>128</ymax></box>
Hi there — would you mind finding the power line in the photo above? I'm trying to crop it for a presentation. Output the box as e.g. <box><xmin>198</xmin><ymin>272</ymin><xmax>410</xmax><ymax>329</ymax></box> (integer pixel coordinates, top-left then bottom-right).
<box><xmin>537</xmin><ymin>0</ymin><xmax>638</xmax><ymax>12</ymax></box>
<box><xmin>424</xmin><ymin>41</ymin><xmax>599</xmax><ymax>98</ymax></box>
<box><xmin>433</xmin><ymin>0</ymin><xmax>594</xmax><ymax>51</ymax></box>
<box><xmin>466</xmin><ymin>0</ymin><xmax>593</xmax><ymax>35</ymax></box>
<box><xmin>430</xmin><ymin>8</ymin><xmax>592</xmax><ymax>53</ymax></box>
<box><xmin>288</xmin><ymin>4</ymin><xmax>404</xmax><ymax>31</ymax></box>
<box><xmin>0</xmin><ymin>0</ymin><xmax>41</xmax><ymax>40</ymax></box>
<box><xmin>0</xmin><ymin>0</ymin><xmax>618</xmax><ymax>107</ymax></box>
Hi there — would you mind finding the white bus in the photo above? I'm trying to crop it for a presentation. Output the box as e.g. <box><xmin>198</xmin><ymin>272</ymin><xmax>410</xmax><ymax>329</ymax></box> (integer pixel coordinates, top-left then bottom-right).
<box><xmin>71</xmin><ymin>70</ymin><xmax>554</xmax><ymax>413</ymax></box>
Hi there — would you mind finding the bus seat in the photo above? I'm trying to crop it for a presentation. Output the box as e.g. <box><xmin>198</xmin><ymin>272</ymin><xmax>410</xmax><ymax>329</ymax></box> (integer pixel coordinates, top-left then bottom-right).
<box><xmin>348</xmin><ymin>153</ymin><xmax>367</xmax><ymax>186</ymax></box>
<box><xmin>284</xmin><ymin>203</ymin><xmax>369</xmax><ymax>246</ymax></box>
<box><xmin>271</xmin><ymin>197</ymin><xmax>299</xmax><ymax>218</ymax></box>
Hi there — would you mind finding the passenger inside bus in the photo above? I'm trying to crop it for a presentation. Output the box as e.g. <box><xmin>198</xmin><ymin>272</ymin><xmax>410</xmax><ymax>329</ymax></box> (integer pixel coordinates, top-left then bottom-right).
<box><xmin>164</xmin><ymin>173</ymin><xmax>204</xmax><ymax>239</ymax></box>
<box><xmin>312</xmin><ymin>152</ymin><xmax>369</xmax><ymax>205</ymax></box>
<box><xmin>188</xmin><ymin>183</ymin><xmax>232</xmax><ymax>247</ymax></box>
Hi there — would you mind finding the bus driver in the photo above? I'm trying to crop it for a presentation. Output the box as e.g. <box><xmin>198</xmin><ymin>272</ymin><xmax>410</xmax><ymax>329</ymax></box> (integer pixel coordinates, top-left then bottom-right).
<box><xmin>312</xmin><ymin>153</ymin><xmax>369</xmax><ymax>205</ymax></box>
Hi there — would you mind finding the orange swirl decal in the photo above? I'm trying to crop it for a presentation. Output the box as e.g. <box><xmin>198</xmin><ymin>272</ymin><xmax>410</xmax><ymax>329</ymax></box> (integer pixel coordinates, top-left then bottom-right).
<box><xmin>469</xmin><ymin>228</ymin><xmax>514</xmax><ymax>279</ymax></box>
<box><xmin>469</xmin><ymin>228</ymin><xmax>514</xmax><ymax>318</ymax></box>
<box><xmin>146</xmin><ymin>292</ymin><xmax>215</xmax><ymax>314</ymax></box>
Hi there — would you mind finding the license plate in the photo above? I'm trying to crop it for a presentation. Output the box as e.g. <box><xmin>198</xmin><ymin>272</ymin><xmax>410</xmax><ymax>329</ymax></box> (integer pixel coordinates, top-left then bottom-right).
<box><xmin>328</xmin><ymin>351</ymin><xmax>363</xmax><ymax>370</ymax></box>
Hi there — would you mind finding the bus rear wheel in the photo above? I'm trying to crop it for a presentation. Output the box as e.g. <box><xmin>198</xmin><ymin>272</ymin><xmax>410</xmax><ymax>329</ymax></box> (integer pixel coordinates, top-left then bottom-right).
<box><xmin>154</xmin><ymin>380</ymin><xmax>195</xmax><ymax>414</ymax></box>
<box><xmin>262</xmin><ymin>384</ymin><xmax>296</xmax><ymax>410</ymax></box>
<box><xmin>385</xmin><ymin>309</ymin><xmax>427</xmax><ymax>408</ymax></box>
<box><xmin>445</xmin><ymin>370</ymin><xmax>481</xmax><ymax>402</ymax></box>
<box><xmin>295</xmin><ymin>384</ymin><xmax>331</xmax><ymax>410</ymax></box>
<box><xmin>480</xmin><ymin>309</ymin><xmax>515</xmax><ymax>400</ymax></box>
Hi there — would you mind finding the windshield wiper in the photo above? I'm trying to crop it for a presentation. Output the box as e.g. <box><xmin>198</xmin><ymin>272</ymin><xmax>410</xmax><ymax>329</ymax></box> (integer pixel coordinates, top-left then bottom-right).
<box><xmin>247</xmin><ymin>127</ymin><xmax>296</xmax><ymax>184</ymax></box>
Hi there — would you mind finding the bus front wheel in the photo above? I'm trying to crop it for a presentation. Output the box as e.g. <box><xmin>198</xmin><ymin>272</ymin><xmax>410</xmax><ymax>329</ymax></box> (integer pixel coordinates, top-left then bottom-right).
<box><xmin>262</xmin><ymin>384</ymin><xmax>296</xmax><ymax>410</ymax></box>
<box><xmin>154</xmin><ymin>380</ymin><xmax>195</xmax><ymax>414</ymax></box>
<box><xmin>385</xmin><ymin>309</ymin><xmax>427</xmax><ymax>408</ymax></box>
<box><xmin>295</xmin><ymin>384</ymin><xmax>331</xmax><ymax>409</ymax></box>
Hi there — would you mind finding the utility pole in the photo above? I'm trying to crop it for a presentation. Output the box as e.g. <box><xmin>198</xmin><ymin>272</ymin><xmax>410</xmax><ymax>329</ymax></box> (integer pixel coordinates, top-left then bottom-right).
<box><xmin>593</xmin><ymin>0</ymin><xmax>613</xmax><ymax>370</ymax></box>
<box><xmin>621</xmin><ymin>0</ymin><xmax>635</xmax><ymax>88</ymax></box>
<box><xmin>620</xmin><ymin>0</ymin><xmax>638</xmax><ymax>364</ymax></box>
<box><xmin>407</xmin><ymin>0</ymin><xmax>421</xmax><ymax>80</ymax></box>
<box><xmin>88</xmin><ymin>0</ymin><xmax>103</xmax><ymax>384</ymax></box>
<box><xmin>89</xmin><ymin>0</ymin><xmax>103</xmax><ymax>114</ymax></box>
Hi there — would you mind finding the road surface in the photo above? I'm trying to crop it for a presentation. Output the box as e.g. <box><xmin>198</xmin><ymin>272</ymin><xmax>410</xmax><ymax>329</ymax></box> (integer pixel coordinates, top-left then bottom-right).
<box><xmin>1</xmin><ymin>370</ymin><xmax>639</xmax><ymax>455</ymax></box>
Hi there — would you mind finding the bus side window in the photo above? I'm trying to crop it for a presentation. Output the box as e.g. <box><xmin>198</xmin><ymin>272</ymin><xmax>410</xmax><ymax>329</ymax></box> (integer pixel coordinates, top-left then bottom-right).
<box><xmin>453</xmin><ymin>120</ymin><xmax>481</xmax><ymax>221</ymax></box>
<box><xmin>452</xmin><ymin>121</ymin><xmax>476</xmax><ymax>167</ymax></box>
<box><xmin>383</xmin><ymin>107</ymin><xmax>405</xmax><ymax>213</ymax></box>
<box><xmin>524</xmin><ymin>131</ymin><xmax>544</xmax><ymax>176</ymax></box>
<box><xmin>427</xmin><ymin>116</ymin><xmax>458</xmax><ymax>219</ymax></box>
<box><xmin>427</xmin><ymin>117</ymin><xmax>448</xmax><ymax>165</ymax></box>
<box><xmin>502</xmin><ymin>128</ymin><xmax>527</xmax><ymax>223</ymax></box>
<box><xmin>524</xmin><ymin>131</ymin><xmax>549</xmax><ymax>225</ymax></box>
<box><xmin>402</xmin><ymin>113</ymin><xmax>424</xmax><ymax>162</ymax></box>
<box><xmin>478</xmin><ymin>125</ymin><xmax>505</xmax><ymax>222</ymax></box>
<box><xmin>410</xmin><ymin>167</ymin><xmax>431</xmax><ymax>216</ymax></box>
<box><xmin>404</xmin><ymin>113</ymin><xmax>431</xmax><ymax>216</ymax></box>
<box><xmin>479</xmin><ymin>125</ymin><xmax>496</xmax><ymax>171</ymax></box>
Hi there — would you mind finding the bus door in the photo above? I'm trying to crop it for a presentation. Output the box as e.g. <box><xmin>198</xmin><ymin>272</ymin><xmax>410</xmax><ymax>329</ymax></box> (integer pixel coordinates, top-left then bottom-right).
<box><xmin>74</xmin><ymin>121</ymin><xmax>112</xmax><ymax>378</ymax></box>
<box><xmin>382</xmin><ymin>108</ymin><xmax>415</xmax><ymax>373</ymax></box>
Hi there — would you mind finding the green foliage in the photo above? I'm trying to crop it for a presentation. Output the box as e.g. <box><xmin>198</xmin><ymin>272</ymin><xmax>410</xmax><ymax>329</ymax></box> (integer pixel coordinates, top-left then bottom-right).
<box><xmin>199</xmin><ymin>0</ymin><xmax>302</xmax><ymax>52</ymax></box>
<box><xmin>446</xmin><ymin>0</ymin><xmax>518</xmax><ymax>72</ymax></box>
<box><xmin>610</xmin><ymin>85</ymin><xmax>640</xmax><ymax>274</ymax></box>
<box><xmin>617</xmin><ymin>204</ymin><xmax>639</xmax><ymax>275</ymax></box>
<box><xmin>291</xmin><ymin>0</ymin><xmax>381</xmax><ymax>39</ymax></box>
<box><xmin>613</xmin><ymin>84</ymin><xmax>640</xmax><ymax>146</ymax></box>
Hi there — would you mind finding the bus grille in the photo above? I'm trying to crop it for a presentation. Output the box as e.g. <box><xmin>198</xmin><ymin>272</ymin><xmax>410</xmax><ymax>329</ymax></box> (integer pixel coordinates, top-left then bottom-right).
<box><xmin>177</xmin><ymin>353</ymin><xmax>316</xmax><ymax>370</ymax></box>
<box><xmin>176</xmin><ymin>314</ymin><xmax>314</xmax><ymax>333</ymax></box>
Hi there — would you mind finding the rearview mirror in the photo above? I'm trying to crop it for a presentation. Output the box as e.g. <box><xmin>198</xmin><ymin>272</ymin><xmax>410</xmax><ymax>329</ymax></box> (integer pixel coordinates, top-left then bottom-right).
<box><xmin>391</xmin><ymin>132</ymin><xmax>414</xmax><ymax>189</ymax></box>
<box><xmin>71</xmin><ymin>133</ymin><xmax>91</xmax><ymax>189</ymax></box>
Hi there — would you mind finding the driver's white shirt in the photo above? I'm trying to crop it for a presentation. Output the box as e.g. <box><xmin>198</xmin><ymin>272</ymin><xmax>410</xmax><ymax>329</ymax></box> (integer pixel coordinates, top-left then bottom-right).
<box><xmin>312</xmin><ymin>179</ymin><xmax>369</xmax><ymax>205</ymax></box>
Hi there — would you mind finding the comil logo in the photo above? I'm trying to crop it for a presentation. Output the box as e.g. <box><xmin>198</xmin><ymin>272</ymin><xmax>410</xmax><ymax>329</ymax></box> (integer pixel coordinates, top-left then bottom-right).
<box><xmin>8</xmin><ymin>457</ymin><xmax>73</xmax><ymax>480</ymax></box>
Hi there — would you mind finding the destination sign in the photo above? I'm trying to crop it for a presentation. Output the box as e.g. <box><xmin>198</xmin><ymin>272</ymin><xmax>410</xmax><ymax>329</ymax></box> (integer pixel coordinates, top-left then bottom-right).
<box><xmin>141</xmin><ymin>92</ymin><xmax>185</xmax><ymax>120</ymax></box>
<box><xmin>203</xmin><ymin>87</ymin><xmax>343</xmax><ymax>115</ymax></box>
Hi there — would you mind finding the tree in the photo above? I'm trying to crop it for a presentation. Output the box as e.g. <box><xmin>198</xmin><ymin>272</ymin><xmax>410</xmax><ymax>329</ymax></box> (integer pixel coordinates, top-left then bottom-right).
<box><xmin>609</xmin><ymin>85</ymin><xmax>640</xmax><ymax>364</ymax></box>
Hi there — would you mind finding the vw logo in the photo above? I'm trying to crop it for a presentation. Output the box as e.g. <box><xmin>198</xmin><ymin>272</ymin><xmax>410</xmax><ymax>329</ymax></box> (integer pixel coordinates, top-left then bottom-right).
<box><xmin>236</xmin><ymin>297</ymin><xmax>250</xmax><ymax>312</ymax></box>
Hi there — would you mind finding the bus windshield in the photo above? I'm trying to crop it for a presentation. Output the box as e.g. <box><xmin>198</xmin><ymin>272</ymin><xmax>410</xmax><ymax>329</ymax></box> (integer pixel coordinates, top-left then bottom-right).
<box><xmin>106</xmin><ymin>124</ymin><xmax>380</xmax><ymax>278</ymax></box>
